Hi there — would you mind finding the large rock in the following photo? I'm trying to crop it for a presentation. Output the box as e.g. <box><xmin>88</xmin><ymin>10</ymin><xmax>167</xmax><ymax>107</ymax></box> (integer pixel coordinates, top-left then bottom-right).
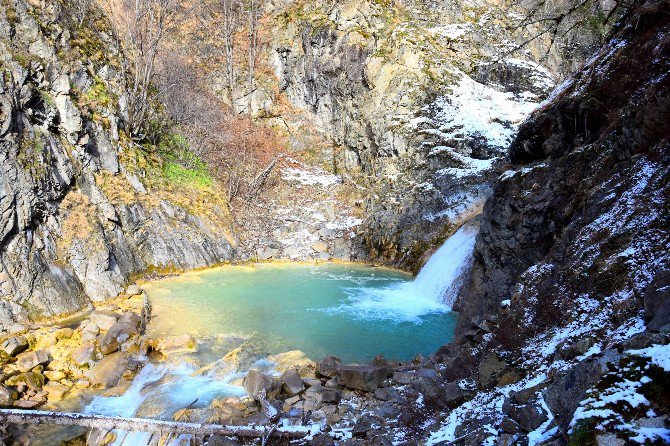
<box><xmin>70</xmin><ymin>343</ymin><xmax>96</xmax><ymax>367</ymax></box>
<box><xmin>0</xmin><ymin>386</ymin><xmax>18</xmax><ymax>408</ymax></box>
<box><xmin>88</xmin><ymin>352</ymin><xmax>129</xmax><ymax>388</ymax></box>
<box><xmin>1</xmin><ymin>336</ymin><xmax>28</xmax><ymax>356</ymax></box>
<box><xmin>15</xmin><ymin>350</ymin><xmax>50</xmax><ymax>372</ymax></box>
<box><xmin>99</xmin><ymin>314</ymin><xmax>141</xmax><ymax>355</ymax></box>
<box><xmin>317</xmin><ymin>355</ymin><xmax>341</xmax><ymax>378</ymax></box>
<box><xmin>477</xmin><ymin>353</ymin><xmax>507</xmax><ymax>389</ymax></box>
<box><xmin>243</xmin><ymin>370</ymin><xmax>279</xmax><ymax>400</ymax></box>
<box><xmin>280</xmin><ymin>369</ymin><xmax>305</xmax><ymax>396</ymax></box>
<box><xmin>89</xmin><ymin>312</ymin><xmax>119</xmax><ymax>331</ymax></box>
<box><xmin>337</xmin><ymin>364</ymin><xmax>388</xmax><ymax>392</ymax></box>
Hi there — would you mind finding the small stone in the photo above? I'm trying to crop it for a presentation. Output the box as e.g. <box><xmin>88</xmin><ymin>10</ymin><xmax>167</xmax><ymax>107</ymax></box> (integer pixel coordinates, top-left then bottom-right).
<box><xmin>311</xmin><ymin>241</ymin><xmax>329</xmax><ymax>253</ymax></box>
<box><xmin>1</xmin><ymin>336</ymin><xmax>29</xmax><ymax>356</ymax></box>
<box><xmin>44</xmin><ymin>370</ymin><xmax>66</xmax><ymax>381</ymax></box>
<box><xmin>74</xmin><ymin>379</ymin><xmax>91</xmax><ymax>389</ymax></box>
<box><xmin>15</xmin><ymin>350</ymin><xmax>50</xmax><ymax>372</ymax></box>
<box><xmin>55</xmin><ymin>328</ymin><xmax>75</xmax><ymax>341</ymax></box>
<box><xmin>392</xmin><ymin>371</ymin><xmax>415</xmax><ymax>384</ymax></box>
<box><xmin>499</xmin><ymin>417</ymin><xmax>520</xmax><ymax>434</ymax></box>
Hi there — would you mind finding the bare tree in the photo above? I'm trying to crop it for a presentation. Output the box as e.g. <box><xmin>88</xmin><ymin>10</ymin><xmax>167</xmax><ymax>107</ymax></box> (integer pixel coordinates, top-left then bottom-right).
<box><xmin>246</xmin><ymin>0</ymin><xmax>262</xmax><ymax>111</ymax></box>
<box><xmin>216</xmin><ymin>0</ymin><xmax>244</xmax><ymax>104</ymax></box>
<box><xmin>507</xmin><ymin>0</ymin><xmax>624</xmax><ymax>57</ymax></box>
<box><xmin>105</xmin><ymin>0</ymin><xmax>178</xmax><ymax>139</ymax></box>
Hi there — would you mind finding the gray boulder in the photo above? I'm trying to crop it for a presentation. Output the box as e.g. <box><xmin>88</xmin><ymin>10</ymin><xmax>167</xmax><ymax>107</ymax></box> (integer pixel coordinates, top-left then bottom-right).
<box><xmin>99</xmin><ymin>315</ymin><xmax>141</xmax><ymax>355</ymax></box>
<box><xmin>1</xmin><ymin>336</ymin><xmax>28</xmax><ymax>356</ymax></box>
<box><xmin>15</xmin><ymin>350</ymin><xmax>49</xmax><ymax>372</ymax></box>
<box><xmin>243</xmin><ymin>370</ymin><xmax>279</xmax><ymax>400</ymax></box>
<box><xmin>337</xmin><ymin>365</ymin><xmax>388</xmax><ymax>392</ymax></box>
<box><xmin>88</xmin><ymin>352</ymin><xmax>129</xmax><ymax>388</ymax></box>
<box><xmin>280</xmin><ymin>369</ymin><xmax>305</xmax><ymax>396</ymax></box>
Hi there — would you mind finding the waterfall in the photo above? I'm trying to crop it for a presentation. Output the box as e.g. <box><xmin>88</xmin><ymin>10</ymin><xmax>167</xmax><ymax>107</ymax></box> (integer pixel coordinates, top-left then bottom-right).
<box><xmin>412</xmin><ymin>222</ymin><xmax>479</xmax><ymax>308</ymax></box>
<box><xmin>330</xmin><ymin>222</ymin><xmax>479</xmax><ymax>322</ymax></box>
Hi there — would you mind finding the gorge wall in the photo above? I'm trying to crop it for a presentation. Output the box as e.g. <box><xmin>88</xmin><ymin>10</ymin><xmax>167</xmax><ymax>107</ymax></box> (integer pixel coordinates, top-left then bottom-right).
<box><xmin>428</xmin><ymin>2</ymin><xmax>669</xmax><ymax>443</ymax></box>
<box><xmin>248</xmin><ymin>0</ymin><xmax>617</xmax><ymax>269</ymax></box>
<box><xmin>0</xmin><ymin>0</ymin><xmax>234</xmax><ymax>330</ymax></box>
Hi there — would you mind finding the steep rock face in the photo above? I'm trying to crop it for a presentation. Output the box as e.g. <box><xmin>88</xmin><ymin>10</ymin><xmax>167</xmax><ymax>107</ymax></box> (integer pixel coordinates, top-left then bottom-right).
<box><xmin>431</xmin><ymin>3</ymin><xmax>669</xmax><ymax>444</ymax></box>
<box><xmin>0</xmin><ymin>1</ymin><xmax>234</xmax><ymax>330</ymax></box>
<box><xmin>455</xmin><ymin>4</ymin><xmax>670</xmax><ymax>337</ymax></box>
<box><xmin>267</xmin><ymin>0</ymin><xmax>560</xmax><ymax>268</ymax></box>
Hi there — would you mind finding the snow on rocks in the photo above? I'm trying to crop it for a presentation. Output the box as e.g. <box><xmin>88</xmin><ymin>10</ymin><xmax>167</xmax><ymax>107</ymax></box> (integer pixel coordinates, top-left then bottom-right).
<box><xmin>281</xmin><ymin>166</ymin><xmax>341</xmax><ymax>188</ymax></box>
<box><xmin>413</xmin><ymin>68</ymin><xmax>547</xmax><ymax>150</ymax></box>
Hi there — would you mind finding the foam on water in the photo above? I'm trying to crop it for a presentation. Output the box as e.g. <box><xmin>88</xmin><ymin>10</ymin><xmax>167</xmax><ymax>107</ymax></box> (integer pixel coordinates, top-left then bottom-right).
<box><xmin>329</xmin><ymin>223</ymin><xmax>478</xmax><ymax>322</ymax></box>
<box><xmin>85</xmin><ymin>362</ymin><xmax>244</xmax><ymax>419</ymax></box>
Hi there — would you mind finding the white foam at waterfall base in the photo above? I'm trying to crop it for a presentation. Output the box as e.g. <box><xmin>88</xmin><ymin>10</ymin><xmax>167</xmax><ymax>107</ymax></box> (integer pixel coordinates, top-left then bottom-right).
<box><xmin>328</xmin><ymin>223</ymin><xmax>479</xmax><ymax>323</ymax></box>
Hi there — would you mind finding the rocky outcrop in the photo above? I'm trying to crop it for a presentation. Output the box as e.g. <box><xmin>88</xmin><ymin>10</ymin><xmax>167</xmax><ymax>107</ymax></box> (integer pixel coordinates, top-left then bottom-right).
<box><xmin>435</xmin><ymin>2</ymin><xmax>670</xmax><ymax>444</ymax></box>
<box><xmin>0</xmin><ymin>0</ymin><xmax>234</xmax><ymax>330</ymax></box>
<box><xmin>264</xmin><ymin>0</ymin><xmax>562</xmax><ymax>268</ymax></box>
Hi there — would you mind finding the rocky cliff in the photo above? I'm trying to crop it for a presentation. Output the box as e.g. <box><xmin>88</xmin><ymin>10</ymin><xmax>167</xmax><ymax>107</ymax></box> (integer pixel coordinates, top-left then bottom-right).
<box><xmin>253</xmin><ymin>0</ymin><xmax>617</xmax><ymax>269</ymax></box>
<box><xmin>435</xmin><ymin>1</ymin><xmax>669</xmax><ymax>443</ymax></box>
<box><xmin>0</xmin><ymin>0</ymin><xmax>234</xmax><ymax>331</ymax></box>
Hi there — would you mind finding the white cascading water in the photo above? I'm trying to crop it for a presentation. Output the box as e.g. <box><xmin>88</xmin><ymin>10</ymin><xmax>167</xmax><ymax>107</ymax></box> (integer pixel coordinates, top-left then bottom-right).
<box><xmin>411</xmin><ymin>222</ymin><xmax>479</xmax><ymax>308</ymax></box>
<box><xmin>332</xmin><ymin>222</ymin><xmax>479</xmax><ymax>322</ymax></box>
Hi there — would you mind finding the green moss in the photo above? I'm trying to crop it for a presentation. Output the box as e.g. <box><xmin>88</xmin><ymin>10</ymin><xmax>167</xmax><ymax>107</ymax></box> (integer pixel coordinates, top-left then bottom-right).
<box><xmin>20</xmin><ymin>300</ymin><xmax>43</xmax><ymax>321</ymax></box>
<box><xmin>162</xmin><ymin>162</ymin><xmax>213</xmax><ymax>189</ymax></box>
<box><xmin>568</xmin><ymin>418</ymin><xmax>598</xmax><ymax>446</ymax></box>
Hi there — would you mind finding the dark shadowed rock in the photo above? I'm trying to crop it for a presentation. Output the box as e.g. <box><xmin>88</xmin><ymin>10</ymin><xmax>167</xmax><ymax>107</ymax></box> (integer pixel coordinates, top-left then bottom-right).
<box><xmin>477</xmin><ymin>353</ymin><xmax>507</xmax><ymax>389</ymax></box>
<box><xmin>317</xmin><ymin>355</ymin><xmax>342</xmax><ymax>378</ymax></box>
<box><xmin>644</xmin><ymin>269</ymin><xmax>670</xmax><ymax>332</ymax></box>
<box><xmin>280</xmin><ymin>369</ymin><xmax>305</xmax><ymax>396</ymax></box>
<box><xmin>338</xmin><ymin>365</ymin><xmax>388</xmax><ymax>392</ymax></box>
<box><xmin>305</xmin><ymin>385</ymin><xmax>341</xmax><ymax>405</ymax></box>
<box><xmin>308</xmin><ymin>433</ymin><xmax>335</xmax><ymax>446</ymax></box>
<box><xmin>0</xmin><ymin>386</ymin><xmax>17</xmax><ymax>408</ymax></box>
<box><xmin>545</xmin><ymin>358</ymin><xmax>609</xmax><ymax>435</ymax></box>
<box><xmin>243</xmin><ymin>370</ymin><xmax>279</xmax><ymax>400</ymax></box>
